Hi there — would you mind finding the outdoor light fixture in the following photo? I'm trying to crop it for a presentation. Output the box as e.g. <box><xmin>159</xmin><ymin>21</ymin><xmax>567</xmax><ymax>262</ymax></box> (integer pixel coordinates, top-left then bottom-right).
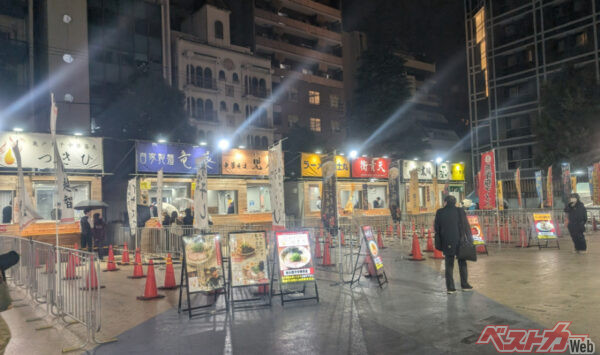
<box><xmin>157</xmin><ymin>138</ymin><xmax>167</xmax><ymax>143</ymax></box>
<box><xmin>383</xmin><ymin>155</ymin><xmax>389</xmax><ymax>158</ymax></box>
<box><xmin>574</xmin><ymin>170</ymin><xmax>584</xmax><ymax>176</ymax></box>
<box><xmin>361</xmin><ymin>154</ymin><xmax>367</xmax><ymax>158</ymax></box>
<box><xmin>218</xmin><ymin>139</ymin><xmax>230</xmax><ymax>150</ymax></box>
<box><xmin>349</xmin><ymin>150</ymin><xmax>358</xmax><ymax>159</ymax></box>
<box><xmin>435</xmin><ymin>157</ymin><xmax>443</xmax><ymax>164</ymax></box>
<box><xmin>339</xmin><ymin>152</ymin><xmax>345</xmax><ymax>156</ymax></box>
<box><xmin>199</xmin><ymin>141</ymin><xmax>207</xmax><ymax>146</ymax></box>
<box><xmin>315</xmin><ymin>150</ymin><xmax>322</xmax><ymax>154</ymax></box>
<box><xmin>414</xmin><ymin>157</ymin><xmax>419</xmax><ymax>161</ymax></box>
<box><xmin>13</xmin><ymin>127</ymin><xmax>23</xmax><ymax>132</ymax></box>
<box><xmin>64</xmin><ymin>93</ymin><xmax>74</xmax><ymax>102</ymax></box>
<box><xmin>63</xmin><ymin>14</ymin><xmax>72</xmax><ymax>23</ymax></box>
<box><xmin>62</xmin><ymin>54</ymin><xmax>74</xmax><ymax>63</ymax></box>
<box><xmin>74</xmin><ymin>132</ymin><xmax>83</xmax><ymax>136</ymax></box>
<box><xmin>238</xmin><ymin>145</ymin><xmax>246</xmax><ymax>149</ymax></box>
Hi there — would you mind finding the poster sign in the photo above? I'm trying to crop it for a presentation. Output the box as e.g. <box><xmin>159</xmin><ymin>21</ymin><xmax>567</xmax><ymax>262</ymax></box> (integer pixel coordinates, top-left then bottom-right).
<box><xmin>182</xmin><ymin>234</ymin><xmax>224</xmax><ymax>292</ymax></box>
<box><xmin>276</xmin><ymin>231</ymin><xmax>315</xmax><ymax>283</ymax></box>
<box><xmin>320</xmin><ymin>154</ymin><xmax>338</xmax><ymax>233</ymax></box>
<box><xmin>546</xmin><ymin>167</ymin><xmax>553</xmax><ymax>207</ymax></box>
<box><xmin>437</xmin><ymin>163</ymin><xmax>450</xmax><ymax>180</ymax></box>
<box><xmin>269</xmin><ymin>142</ymin><xmax>285</xmax><ymax>226</ymax></box>
<box><xmin>193</xmin><ymin>156</ymin><xmax>209</xmax><ymax>230</ymax></box>
<box><xmin>515</xmin><ymin>168</ymin><xmax>522</xmax><ymax>208</ymax></box>
<box><xmin>300</xmin><ymin>153</ymin><xmax>349</xmax><ymax>178</ymax></box>
<box><xmin>478</xmin><ymin>151</ymin><xmax>496</xmax><ymax>209</ymax></box>
<box><xmin>388</xmin><ymin>162</ymin><xmax>401</xmax><ymax>222</ymax></box>
<box><xmin>361</xmin><ymin>226</ymin><xmax>383</xmax><ymax>270</ymax></box>
<box><xmin>561</xmin><ymin>163</ymin><xmax>571</xmax><ymax>203</ymax></box>
<box><xmin>136</xmin><ymin>141</ymin><xmax>218</xmax><ymax>174</ymax></box>
<box><xmin>467</xmin><ymin>215</ymin><xmax>485</xmax><ymax>245</ymax></box>
<box><xmin>402</xmin><ymin>160</ymin><xmax>435</xmax><ymax>180</ymax></box>
<box><xmin>535</xmin><ymin>171</ymin><xmax>544</xmax><ymax>208</ymax></box>
<box><xmin>532</xmin><ymin>213</ymin><xmax>557</xmax><ymax>239</ymax></box>
<box><xmin>0</xmin><ymin>132</ymin><xmax>103</xmax><ymax>171</ymax></box>
<box><xmin>451</xmin><ymin>163</ymin><xmax>465</xmax><ymax>181</ymax></box>
<box><xmin>127</xmin><ymin>178</ymin><xmax>137</xmax><ymax>235</ymax></box>
<box><xmin>221</xmin><ymin>149</ymin><xmax>268</xmax><ymax>176</ymax></box>
<box><xmin>229</xmin><ymin>231</ymin><xmax>269</xmax><ymax>286</ymax></box>
<box><xmin>408</xmin><ymin>169</ymin><xmax>419</xmax><ymax>214</ymax></box>
<box><xmin>352</xmin><ymin>157</ymin><xmax>390</xmax><ymax>179</ymax></box>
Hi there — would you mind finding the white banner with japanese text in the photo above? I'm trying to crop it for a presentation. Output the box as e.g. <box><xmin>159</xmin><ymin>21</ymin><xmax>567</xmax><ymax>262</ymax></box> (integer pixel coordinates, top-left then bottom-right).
<box><xmin>157</xmin><ymin>168</ymin><xmax>163</xmax><ymax>224</ymax></box>
<box><xmin>268</xmin><ymin>141</ymin><xmax>285</xmax><ymax>227</ymax></box>
<box><xmin>13</xmin><ymin>142</ymin><xmax>42</xmax><ymax>228</ymax></box>
<box><xmin>51</xmin><ymin>95</ymin><xmax>74</xmax><ymax>223</ymax></box>
<box><xmin>127</xmin><ymin>178</ymin><xmax>137</xmax><ymax>235</ymax></box>
<box><xmin>193</xmin><ymin>156</ymin><xmax>209</xmax><ymax>230</ymax></box>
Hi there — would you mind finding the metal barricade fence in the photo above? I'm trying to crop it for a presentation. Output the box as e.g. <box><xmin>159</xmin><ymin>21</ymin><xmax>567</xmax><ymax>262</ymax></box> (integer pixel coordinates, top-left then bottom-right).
<box><xmin>0</xmin><ymin>235</ymin><xmax>112</xmax><ymax>352</ymax></box>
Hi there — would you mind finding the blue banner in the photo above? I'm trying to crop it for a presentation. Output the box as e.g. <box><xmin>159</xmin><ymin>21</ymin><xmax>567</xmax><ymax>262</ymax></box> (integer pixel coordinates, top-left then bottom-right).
<box><xmin>135</xmin><ymin>141</ymin><xmax>219</xmax><ymax>174</ymax></box>
<box><xmin>535</xmin><ymin>170</ymin><xmax>543</xmax><ymax>208</ymax></box>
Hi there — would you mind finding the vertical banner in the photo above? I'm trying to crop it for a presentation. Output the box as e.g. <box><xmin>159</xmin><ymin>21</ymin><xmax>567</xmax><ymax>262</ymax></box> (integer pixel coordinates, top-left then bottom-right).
<box><xmin>432</xmin><ymin>177</ymin><xmax>439</xmax><ymax>209</ymax></box>
<box><xmin>388</xmin><ymin>161</ymin><xmax>401</xmax><ymax>222</ymax></box>
<box><xmin>497</xmin><ymin>180</ymin><xmax>504</xmax><ymax>210</ymax></box>
<box><xmin>320</xmin><ymin>153</ymin><xmax>338</xmax><ymax>235</ymax></box>
<box><xmin>127</xmin><ymin>178</ymin><xmax>137</xmax><ymax>235</ymax></box>
<box><xmin>595</xmin><ymin>163</ymin><xmax>600</xmax><ymax>205</ymax></box>
<box><xmin>193</xmin><ymin>156</ymin><xmax>209</xmax><ymax>231</ymax></box>
<box><xmin>571</xmin><ymin>176</ymin><xmax>577</xmax><ymax>195</ymax></box>
<box><xmin>561</xmin><ymin>163</ymin><xmax>571</xmax><ymax>204</ymax></box>
<box><xmin>478</xmin><ymin>150</ymin><xmax>496</xmax><ymax>209</ymax></box>
<box><xmin>409</xmin><ymin>169</ymin><xmax>419</xmax><ymax>214</ymax></box>
<box><xmin>535</xmin><ymin>171</ymin><xmax>544</xmax><ymax>208</ymax></box>
<box><xmin>588</xmin><ymin>166</ymin><xmax>595</xmax><ymax>205</ymax></box>
<box><xmin>50</xmin><ymin>94</ymin><xmax>74</xmax><ymax>223</ymax></box>
<box><xmin>515</xmin><ymin>168</ymin><xmax>522</xmax><ymax>208</ymax></box>
<box><xmin>157</xmin><ymin>168</ymin><xmax>164</xmax><ymax>223</ymax></box>
<box><xmin>546</xmin><ymin>167</ymin><xmax>553</xmax><ymax>208</ymax></box>
<box><xmin>268</xmin><ymin>141</ymin><xmax>285</xmax><ymax>227</ymax></box>
<box><xmin>13</xmin><ymin>142</ymin><xmax>42</xmax><ymax>228</ymax></box>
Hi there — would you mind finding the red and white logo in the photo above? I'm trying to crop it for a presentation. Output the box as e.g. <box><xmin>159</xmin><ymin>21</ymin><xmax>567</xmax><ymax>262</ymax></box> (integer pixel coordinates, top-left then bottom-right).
<box><xmin>477</xmin><ymin>322</ymin><xmax>595</xmax><ymax>354</ymax></box>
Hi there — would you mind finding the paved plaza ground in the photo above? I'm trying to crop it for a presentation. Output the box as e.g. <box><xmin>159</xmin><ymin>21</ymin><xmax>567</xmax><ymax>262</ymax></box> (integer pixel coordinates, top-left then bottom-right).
<box><xmin>1</xmin><ymin>232</ymin><xmax>598</xmax><ymax>354</ymax></box>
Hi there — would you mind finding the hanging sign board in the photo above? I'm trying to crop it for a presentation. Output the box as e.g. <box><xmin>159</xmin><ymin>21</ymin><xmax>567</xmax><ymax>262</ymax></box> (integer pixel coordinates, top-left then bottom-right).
<box><xmin>276</xmin><ymin>231</ymin><xmax>315</xmax><ymax>283</ymax></box>
<box><xmin>229</xmin><ymin>231</ymin><xmax>269</xmax><ymax>287</ymax></box>
<box><xmin>533</xmin><ymin>213</ymin><xmax>557</xmax><ymax>239</ymax></box>
<box><xmin>300</xmin><ymin>153</ymin><xmax>350</xmax><ymax>178</ymax></box>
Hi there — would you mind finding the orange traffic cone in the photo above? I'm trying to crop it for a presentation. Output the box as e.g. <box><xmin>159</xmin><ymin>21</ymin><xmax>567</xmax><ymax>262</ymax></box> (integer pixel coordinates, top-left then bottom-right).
<box><xmin>128</xmin><ymin>248</ymin><xmax>146</xmax><ymax>279</ymax></box>
<box><xmin>137</xmin><ymin>260</ymin><xmax>165</xmax><ymax>300</ymax></box>
<box><xmin>517</xmin><ymin>227</ymin><xmax>528</xmax><ymax>248</ymax></box>
<box><xmin>555</xmin><ymin>218</ymin><xmax>562</xmax><ymax>237</ymax></box>
<box><xmin>73</xmin><ymin>242</ymin><xmax>81</xmax><ymax>266</ymax></box>
<box><xmin>104</xmin><ymin>245</ymin><xmax>119</xmax><ymax>272</ymax></box>
<box><xmin>387</xmin><ymin>225</ymin><xmax>393</xmax><ymax>238</ymax></box>
<box><xmin>377</xmin><ymin>229</ymin><xmax>386</xmax><ymax>249</ymax></box>
<box><xmin>409</xmin><ymin>233</ymin><xmax>425</xmax><ymax>261</ymax></box>
<box><xmin>340</xmin><ymin>230</ymin><xmax>346</xmax><ymax>246</ymax></box>
<box><xmin>424</xmin><ymin>229</ymin><xmax>434</xmax><ymax>252</ymax></box>
<box><xmin>158</xmin><ymin>253</ymin><xmax>178</xmax><ymax>290</ymax></box>
<box><xmin>476</xmin><ymin>244</ymin><xmax>486</xmax><ymax>253</ymax></box>
<box><xmin>320</xmin><ymin>237</ymin><xmax>334</xmax><ymax>266</ymax></box>
<box><xmin>63</xmin><ymin>252</ymin><xmax>80</xmax><ymax>279</ymax></box>
<box><xmin>119</xmin><ymin>242</ymin><xmax>131</xmax><ymax>265</ymax></box>
<box><xmin>314</xmin><ymin>232</ymin><xmax>322</xmax><ymax>258</ymax></box>
<box><xmin>82</xmin><ymin>255</ymin><xmax>104</xmax><ymax>290</ymax></box>
<box><xmin>432</xmin><ymin>246</ymin><xmax>444</xmax><ymax>259</ymax></box>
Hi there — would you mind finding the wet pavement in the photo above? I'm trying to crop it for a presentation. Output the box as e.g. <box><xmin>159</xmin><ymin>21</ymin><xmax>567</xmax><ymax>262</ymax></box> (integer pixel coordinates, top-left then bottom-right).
<box><xmin>4</xmin><ymin>233</ymin><xmax>599</xmax><ymax>354</ymax></box>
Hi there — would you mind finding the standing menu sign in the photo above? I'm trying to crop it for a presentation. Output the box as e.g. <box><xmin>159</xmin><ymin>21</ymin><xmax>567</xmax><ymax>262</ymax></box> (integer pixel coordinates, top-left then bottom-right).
<box><xmin>276</xmin><ymin>231</ymin><xmax>315</xmax><ymax>283</ymax></box>
<box><xmin>467</xmin><ymin>215</ymin><xmax>485</xmax><ymax>245</ymax></box>
<box><xmin>361</xmin><ymin>226</ymin><xmax>383</xmax><ymax>270</ymax></box>
<box><xmin>229</xmin><ymin>231</ymin><xmax>269</xmax><ymax>286</ymax></box>
<box><xmin>532</xmin><ymin>213</ymin><xmax>557</xmax><ymax>239</ymax></box>
<box><xmin>181</xmin><ymin>234</ymin><xmax>224</xmax><ymax>292</ymax></box>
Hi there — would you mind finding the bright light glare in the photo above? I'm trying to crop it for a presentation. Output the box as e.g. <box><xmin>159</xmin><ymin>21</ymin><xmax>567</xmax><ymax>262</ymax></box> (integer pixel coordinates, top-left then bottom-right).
<box><xmin>74</xmin><ymin>132</ymin><xmax>83</xmax><ymax>136</ymax></box>
<box><xmin>157</xmin><ymin>138</ymin><xmax>167</xmax><ymax>143</ymax></box>
<box><xmin>315</xmin><ymin>150</ymin><xmax>322</xmax><ymax>154</ymax></box>
<box><xmin>238</xmin><ymin>145</ymin><xmax>246</xmax><ymax>149</ymax></box>
<box><xmin>349</xmin><ymin>150</ymin><xmax>358</xmax><ymax>159</ymax></box>
<box><xmin>414</xmin><ymin>157</ymin><xmax>419</xmax><ymax>161</ymax></box>
<box><xmin>199</xmin><ymin>141</ymin><xmax>207</xmax><ymax>146</ymax></box>
<box><xmin>218</xmin><ymin>139</ymin><xmax>230</xmax><ymax>150</ymax></box>
<box><xmin>435</xmin><ymin>157</ymin><xmax>443</xmax><ymax>164</ymax></box>
<box><xmin>13</xmin><ymin>127</ymin><xmax>23</xmax><ymax>132</ymax></box>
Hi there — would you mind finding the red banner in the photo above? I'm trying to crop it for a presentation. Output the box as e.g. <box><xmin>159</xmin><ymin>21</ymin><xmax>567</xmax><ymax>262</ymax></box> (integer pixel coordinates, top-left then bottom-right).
<box><xmin>478</xmin><ymin>151</ymin><xmax>496</xmax><ymax>209</ymax></box>
<box><xmin>352</xmin><ymin>157</ymin><xmax>390</xmax><ymax>178</ymax></box>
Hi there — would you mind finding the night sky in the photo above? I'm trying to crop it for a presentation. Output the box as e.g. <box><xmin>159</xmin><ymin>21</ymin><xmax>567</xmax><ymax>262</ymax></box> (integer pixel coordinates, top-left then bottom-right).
<box><xmin>343</xmin><ymin>0</ymin><xmax>469</xmax><ymax>137</ymax></box>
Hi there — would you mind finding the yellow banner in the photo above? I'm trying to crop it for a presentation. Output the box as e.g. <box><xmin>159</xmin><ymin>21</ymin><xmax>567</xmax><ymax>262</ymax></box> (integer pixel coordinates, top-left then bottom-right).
<box><xmin>571</xmin><ymin>176</ymin><xmax>577</xmax><ymax>194</ymax></box>
<box><xmin>497</xmin><ymin>180</ymin><xmax>504</xmax><ymax>210</ymax></box>
<box><xmin>533</xmin><ymin>213</ymin><xmax>551</xmax><ymax>221</ymax></box>
<box><xmin>451</xmin><ymin>163</ymin><xmax>465</xmax><ymax>181</ymax></box>
<box><xmin>140</xmin><ymin>179</ymin><xmax>151</xmax><ymax>190</ymax></box>
<box><xmin>300</xmin><ymin>153</ymin><xmax>350</xmax><ymax>178</ymax></box>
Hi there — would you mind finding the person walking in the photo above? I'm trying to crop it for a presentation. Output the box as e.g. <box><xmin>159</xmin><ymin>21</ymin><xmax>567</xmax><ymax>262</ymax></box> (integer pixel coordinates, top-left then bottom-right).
<box><xmin>564</xmin><ymin>193</ymin><xmax>587</xmax><ymax>253</ymax></box>
<box><xmin>80</xmin><ymin>208</ymin><xmax>93</xmax><ymax>252</ymax></box>
<box><xmin>92</xmin><ymin>213</ymin><xmax>106</xmax><ymax>260</ymax></box>
<box><xmin>434</xmin><ymin>195</ymin><xmax>474</xmax><ymax>294</ymax></box>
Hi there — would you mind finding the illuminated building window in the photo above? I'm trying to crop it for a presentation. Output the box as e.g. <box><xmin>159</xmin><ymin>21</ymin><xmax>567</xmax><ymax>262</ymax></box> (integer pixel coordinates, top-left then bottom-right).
<box><xmin>329</xmin><ymin>94</ymin><xmax>340</xmax><ymax>108</ymax></box>
<box><xmin>308</xmin><ymin>90</ymin><xmax>320</xmax><ymax>105</ymax></box>
<box><xmin>310</xmin><ymin>117</ymin><xmax>321</xmax><ymax>132</ymax></box>
<box><xmin>474</xmin><ymin>7</ymin><xmax>489</xmax><ymax>97</ymax></box>
<box><xmin>576</xmin><ymin>32</ymin><xmax>588</xmax><ymax>47</ymax></box>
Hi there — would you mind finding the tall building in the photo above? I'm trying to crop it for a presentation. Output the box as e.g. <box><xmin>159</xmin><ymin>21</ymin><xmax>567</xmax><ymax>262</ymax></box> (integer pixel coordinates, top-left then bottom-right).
<box><xmin>172</xmin><ymin>1</ymin><xmax>274</xmax><ymax>148</ymax></box>
<box><xmin>464</xmin><ymin>0</ymin><xmax>599</xmax><ymax>180</ymax></box>
<box><xmin>226</xmin><ymin>0</ymin><xmax>345</xmax><ymax>148</ymax></box>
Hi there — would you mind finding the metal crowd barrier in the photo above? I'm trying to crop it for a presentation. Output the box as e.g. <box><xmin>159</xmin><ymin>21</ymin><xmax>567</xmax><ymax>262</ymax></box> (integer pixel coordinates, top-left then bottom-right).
<box><xmin>0</xmin><ymin>235</ymin><xmax>114</xmax><ymax>352</ymax></box>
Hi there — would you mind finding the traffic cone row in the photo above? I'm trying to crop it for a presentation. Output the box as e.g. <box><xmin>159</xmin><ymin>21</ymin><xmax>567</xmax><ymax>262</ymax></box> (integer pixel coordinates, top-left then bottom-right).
<box><xmin>377</xmin><ymin>229</ymin><xmax>386</xmax><ymax>249</ymax></box>
<box><xmin>158</xmin><ymin>253</ymin><xmax>178</xmax><ymax>290</ymax></box>
<box><xmin>74</xmin><ymin>242</ymin><xmax>81</xmax><ymax>266</ymax></box>
<box><xmin>63</xmin><ymin>252</ymin><xmax>80</xmax><ymax>280</ymax></box>
<box><xmin>432</xmin><ymin>246</ymin><xmax>444</xmax><ymax>259</ymax></box>
<box><xmin>320</xmin><ymin>237</ymin><xmax>334</xmax><ymax>266</ymax></box>
<box><xmin>340</xmin><ymin>230</ymin><xmax>346</xmax><ymax>246</ymax></box>
<box><xmin>409</xmin><ymin>233</ymin><xmax>425</xmax><ymax>261</ymax></box>
<box><xmin>517</xmin><ymin>227</ymin><xmax>528</xmax><ymax>248</ymax></box>
<box><xmin>128</xmin><ymin>248</ymin><xmax>146</xmax><ymax>279</ymax></box>
<box><xmin>314</xmin><ymin>232</ymin><xmax>322</xmax><ymax>258</ymax></box>
<box><xmin>119</xmin><ymin>242</ymin><xmax>131</xmax><ymax>265</ymax></box>
<box><xmin>424</xmin><ymin>229</ymin><xmax>434</xmax><ymax>252</ymax></box>
<box><xmin>387</xmin><ymin>225</ymin><xmax>393</xmax><ymax>238</ymax></box>
<box><xmin>137</xmin><ymin>260</ymin><xmax>165</xmax><ymax>301</ymax></box>
<box><xmin>82</xmin><ymin>255</ymin><xmax>104</xmax><ymax>290</ymax></box>
<box><xmin>104</xmin><ymin>245</ymin><xmax>120</xmax><ymax>272</ymax></box>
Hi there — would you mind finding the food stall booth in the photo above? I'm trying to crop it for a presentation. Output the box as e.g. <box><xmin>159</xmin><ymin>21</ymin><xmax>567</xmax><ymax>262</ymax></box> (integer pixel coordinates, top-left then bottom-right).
<box><xmin>0</xmin><ymin>132</ymin><xmax>104</xmax><ymax>245</ymax></box>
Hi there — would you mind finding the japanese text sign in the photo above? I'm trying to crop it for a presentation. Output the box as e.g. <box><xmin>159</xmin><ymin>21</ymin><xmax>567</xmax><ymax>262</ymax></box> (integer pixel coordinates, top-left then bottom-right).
<box><xmin>533</xmin><ymin>213</ymin><xmax>557</xmax><ymax>239</ymax></box>
<box><xmin>276</xmin><ymin>231</ymin><xmax>315</xmax><ymax>284</ymax></box>
<box><xmin>0</xmin><ymin>132</ymin><xmax>103</xmax><ymax>171</ymax></box>
<box><xmin>221</xmin><ymin>149</ymin><xmax>269</xmax><ymax>176</ymax></box>
<box><xmin>451</xmin><ymin>163</ymin><xmax>465</xmax><ymax>180</ymax></box>
<box><xmin>352</xmin><ymin>157</ymin><xmax>390</xmax><ymax>178</ymax></box>
<box><xmin>402</xmin><ymin>160</ymin><xmax>434</xmax><ymax>180</ymax></box>
<box><xmin>301</xmin><ymin>153</ymin><xmax>350</xmax><ymax>178</ymax></box>
<box><xmin>478</xmin><ymin>151</ymin><xmax>496</xmax><ymax>209</ymax></box>
<box><xmin>136</xmin><ymin>141</ymin><xmax>218</xmax><ymax>174</ymax></box>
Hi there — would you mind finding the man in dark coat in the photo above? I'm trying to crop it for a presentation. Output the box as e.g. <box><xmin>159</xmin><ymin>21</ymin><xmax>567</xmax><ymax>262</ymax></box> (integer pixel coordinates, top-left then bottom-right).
<box><xmin>2</xmin><ymin>201</ymin><xmax>11</xmax><ymax>224</ymax></box>
<box><xmin>564</xmin><ymin>193</ymin><xmax>587</xmax><ymax>253</ymax></box>
<box><xmin>80</xmin><ymin>208</ymin><xmax>93</xmax><ymax>252</ymax></box>
<box><xmin>434</xmin><ymin>195</ymin><xmax>473</xmax><ymax>293</ymax></box>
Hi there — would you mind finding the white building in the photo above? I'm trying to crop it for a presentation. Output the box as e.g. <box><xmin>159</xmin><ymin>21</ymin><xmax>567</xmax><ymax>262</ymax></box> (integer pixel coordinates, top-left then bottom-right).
<box><xmin>171</xmin><ymin>2</ymin><xmax>274</xmax><ymax>149</ymax></box>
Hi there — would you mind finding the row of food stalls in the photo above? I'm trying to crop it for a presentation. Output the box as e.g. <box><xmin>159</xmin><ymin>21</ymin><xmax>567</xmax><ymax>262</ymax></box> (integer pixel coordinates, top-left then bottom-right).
<box><xmin>0</xmin><ymin>131</ymin><xmax>103</xmax><ymax>243</ymax></box>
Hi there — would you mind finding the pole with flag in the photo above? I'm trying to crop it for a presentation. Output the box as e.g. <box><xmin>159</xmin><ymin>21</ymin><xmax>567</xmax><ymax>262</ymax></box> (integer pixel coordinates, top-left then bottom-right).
<box><xmin>13</xmin><ymin>142</ymin><xmax>42</xmax><ymax>229</ymax></box>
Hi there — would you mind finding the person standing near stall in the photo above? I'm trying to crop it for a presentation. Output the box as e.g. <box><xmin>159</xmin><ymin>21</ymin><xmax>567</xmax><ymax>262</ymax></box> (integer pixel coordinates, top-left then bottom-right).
<box><xmin>80</xmin><ymin>208</ymin><xmax>93</xmax><ymax>252</ymax></box>
<box><xmin>93</xmin><ymin>213</ymin><xmax>106</xmax><ymax>260</ymax></box>
<box><xmin>564</xmin><ymin>193</ymin><xmax>587</xmax><ymax>253</ymax></box>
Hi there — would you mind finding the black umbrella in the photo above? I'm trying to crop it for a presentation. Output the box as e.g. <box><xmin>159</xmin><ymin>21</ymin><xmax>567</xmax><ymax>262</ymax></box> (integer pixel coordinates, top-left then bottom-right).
<box><xmin>74</xmin><ymin>200</ymin><xmax>109</xmax><ymax>210</ymax></box>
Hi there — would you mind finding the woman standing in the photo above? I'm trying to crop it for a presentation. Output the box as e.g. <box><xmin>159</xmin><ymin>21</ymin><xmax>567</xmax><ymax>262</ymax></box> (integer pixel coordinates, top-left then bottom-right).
<box><xmin>564</xmin><ymin>193</ymin><xmax>587</xmax><ymax>253</ymax></box>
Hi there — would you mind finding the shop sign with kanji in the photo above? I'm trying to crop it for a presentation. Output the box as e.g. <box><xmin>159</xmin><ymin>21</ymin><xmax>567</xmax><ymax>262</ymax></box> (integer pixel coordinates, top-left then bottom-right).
<box><xmin>352</xmin><ymin>157</ymin><xmax>390</xmax><ymax>178</ymax></box>
<box><xmin>136</xmin><ymin>141</ymin><xmax>218</xmax><ymax>174</ymax></box>
<box><xmin>221</xmin><ymin>149</ymin><xmax>269</xmax><ymax>176</ymax></box>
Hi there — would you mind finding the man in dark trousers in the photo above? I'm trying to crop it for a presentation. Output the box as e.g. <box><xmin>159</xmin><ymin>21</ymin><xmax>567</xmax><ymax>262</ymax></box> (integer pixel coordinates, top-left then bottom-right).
<box><xmin>434</xmin><ymin>195</ymin><xmax>474</xmax><ymax>294</ymax></box>
<box><xmin>80</xmin><ymin>208</ymin><xmax>93</xmax><ymax>252</ymax></box>
<box><xmin>565</xmin><ymin>193</ymin><xmax>587</xmax><ymax>253</ymax></box>
<box><xmin>2</xmin><ymin>201</ymin><xmax>11</xmax><ymax>224</ymax></box>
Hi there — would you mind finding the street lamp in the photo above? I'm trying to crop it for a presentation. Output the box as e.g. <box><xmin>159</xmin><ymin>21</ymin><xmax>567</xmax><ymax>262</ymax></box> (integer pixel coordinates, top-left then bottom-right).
<box><xmin>349</xmin><ymin>150</ymin><xmax>358</xmax><ymax>159</ymax></box>
<box><xmin>435</xmin><ymin>157</ymin><xmax>443</xmax><ymax>164</ymax></box>
<box><xmin>157</xmin><ymin>138</ymin><xmax>167</xmax><ymax>143</ymax></box>
<box><xmin>218</xmin><ymin>138</ymin><xmax>230</xmax><ymax>150</ymax></box>
<box><xmin>74</xmin><ymin>132</ymin><xmax>83</xmax><ymax>136</ymax></box>
<box><xmin>199</xmin><ymin>141</ymin><xmax>207</xmax><ymax>146</ymax></box>
<box><xmin>13</xmin><ymin>127</ymin><xmax>23</xmax><ymax>132</ymax></box>
<box><xmin>315</xmin><ymin>149</ymin><xmax>322</xmax><ymax>154</ymax></box>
